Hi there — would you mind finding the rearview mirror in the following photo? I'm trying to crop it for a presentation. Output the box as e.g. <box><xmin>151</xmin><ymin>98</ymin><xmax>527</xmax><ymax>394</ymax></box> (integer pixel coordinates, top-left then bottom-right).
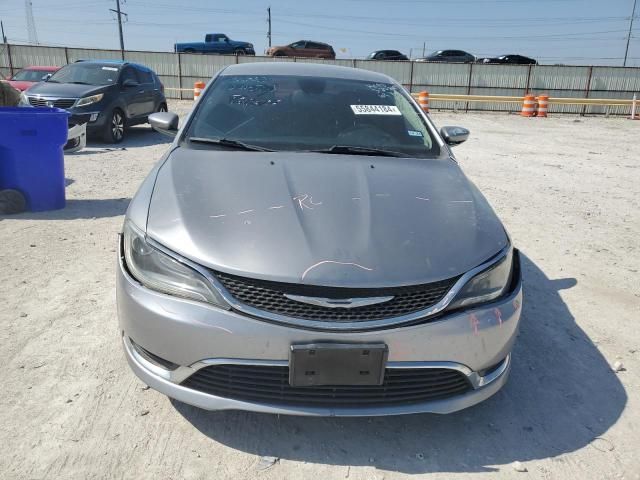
<box><xmin>149</xmin><ymin>112</ymin><xmax>179</xmax><ymax>137</ymax></box>
<box><xmin>440</xmin><ymin>126</ymin><xmax>469</xmax><ymax>146</ymax></box>
<box><xmin>122</xmin><ymin>78</ymin><xmax>139</xmax><ymax>88</ymax></box>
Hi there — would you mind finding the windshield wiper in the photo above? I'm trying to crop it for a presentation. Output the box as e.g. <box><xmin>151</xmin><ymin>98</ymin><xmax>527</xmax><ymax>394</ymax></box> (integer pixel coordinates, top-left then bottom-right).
<box><xmin>187</xmin><ymin>137</ymin><xmax>274</xmax><ymax>152</ymax></box>
<box><xmin>68</xmin><ymin>81</ymin><xmax>92</xmax><ymax>85</ymax></box>
<box><xmin>311</xmin><ymin>145</ymin><xmax>407</xmax><ymax>158</ymax></box>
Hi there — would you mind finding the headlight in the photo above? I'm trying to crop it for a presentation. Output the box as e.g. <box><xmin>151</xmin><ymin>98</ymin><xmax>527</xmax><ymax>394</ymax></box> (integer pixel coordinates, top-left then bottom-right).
<box><xmin>123</xmin><ymin>221</ymin><xmax>229</xmax><ymax>308</ymax></box>
<box><xmin>75</xmin><ymin>93</ymin><xmax>104</xmax><ymax>107</ymax></box>
<box><xmin>449</xmin><ymin>249</ymin><xmax>513</xmax><ymax>309</ymax></box>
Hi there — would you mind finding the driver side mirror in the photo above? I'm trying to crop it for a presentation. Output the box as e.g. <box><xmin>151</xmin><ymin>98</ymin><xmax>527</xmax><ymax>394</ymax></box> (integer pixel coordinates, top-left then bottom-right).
<box><xmin>42</xmin><ymin>73</ymin><xmax>52</xmax><ymax>81</ymax></box>
<box><xmin>122</xmin><ymin>78</ymin><xmax>139</xmax><ymax>88</ymax></box>
<box><xmin>149</xmin><ymin>112</ymin><xmax>179</xmax><ymax>137</ymax></box>
<box><xmin>440</xmin><ymin>126</ymin><xmax>469</xmax><ymax>146</ymax></box>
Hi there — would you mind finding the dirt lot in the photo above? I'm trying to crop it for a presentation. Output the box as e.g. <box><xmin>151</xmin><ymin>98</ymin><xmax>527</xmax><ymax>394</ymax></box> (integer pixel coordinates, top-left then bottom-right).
<box><xmin>1</xmin><ymin>101</ymin><xmax>638</xmax><ymax>480</ymax></box>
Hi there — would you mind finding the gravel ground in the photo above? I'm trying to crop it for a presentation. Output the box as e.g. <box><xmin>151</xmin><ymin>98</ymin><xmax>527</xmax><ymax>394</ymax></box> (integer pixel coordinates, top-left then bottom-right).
<box><xmin>0</xmin><ymin>101</ymin><xmax>638</xmax><ymax>480</ymax></box>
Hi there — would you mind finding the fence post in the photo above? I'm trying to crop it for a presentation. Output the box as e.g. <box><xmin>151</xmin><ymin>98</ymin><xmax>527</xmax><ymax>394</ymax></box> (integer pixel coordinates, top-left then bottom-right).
<box><xmin>7</xmin><ymin>43</ymin><xmax>14</xmax><ymax>76</ymax></box>
<box><xmin>582</xmin><ymin>65</ymin><xmax>593</xmax><ymax>116</ymax></box>
<box><xmin>525</xmin><ymin>64</ymin><xmax>533</xmax><ymax>95</ymax></box>
<box><xmin>352</xmin><ymin>58</ymin><xmax>356</xmax><ymax>69</ymax></box>
<box><xmin>408</xmin><ymin>60</ymin><xmax>414</xmax><ymax>93</ymax></box>
<box><xmin>177</xmin><ymin>52</ymin><xmax>183</xmax><ymax>100</ymax></box>
<box><xmin>64</xmin><ymin>46</ymin><xmax>69</xmax><ymax>65</ymax></box>
<box><xmin>466</xmin><ymin>63</ymin><xmax>473</xmax><ymax>112</ymax></box>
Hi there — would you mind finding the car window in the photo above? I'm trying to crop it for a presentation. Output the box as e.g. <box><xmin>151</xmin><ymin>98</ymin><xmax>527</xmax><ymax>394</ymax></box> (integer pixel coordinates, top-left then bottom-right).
<box><xmin>11</xmin><ymin>69</ymin><xmax>50</xmax><ymax>82</ymax></box>
<box><xmin>120</xmin><ymin>67</ymin><xmax>139</xmax><ymax>84</ymax></box>
<box><xmin>306</xmin><ymin>42</ymin><xmax>324</xmax><ymax>49</ymax></box>
<box><xmin>290</xmin><ymin>41</ymin><xmax>306</xmax><ymax>49</ymax></box>
<box><xmin>137</xmin><ymin>68</ymin><xmax>153</xmax><ymax>84</ymax></box>
<box><xmin>186</xmin><ymin>74</ymin><xmax>439</xmax><ymax>158</ymax></box>
<box><xmin>48</xmin><ymin>63</ymin><xmax>120</xmax><ymax>86</ymax></box>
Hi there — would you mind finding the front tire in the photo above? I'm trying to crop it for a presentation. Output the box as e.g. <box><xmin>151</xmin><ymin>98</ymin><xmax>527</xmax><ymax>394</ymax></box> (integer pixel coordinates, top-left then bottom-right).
<box><xmin>103</xmin><ymin>108</ymin><xmax>125</xmax><ymax>144</ymax></box>
<box><xmin>234</xmin><ymin>48</ymin><xmax>246</xmax><ymax>55</ymax></box>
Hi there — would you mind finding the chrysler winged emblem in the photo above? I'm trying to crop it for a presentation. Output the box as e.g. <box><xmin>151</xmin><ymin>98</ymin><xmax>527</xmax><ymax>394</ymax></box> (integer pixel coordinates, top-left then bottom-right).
<box><xmin>284</xmin><ymin>294</ymin><xmax>394</xmax><ymax>309</ymax></box>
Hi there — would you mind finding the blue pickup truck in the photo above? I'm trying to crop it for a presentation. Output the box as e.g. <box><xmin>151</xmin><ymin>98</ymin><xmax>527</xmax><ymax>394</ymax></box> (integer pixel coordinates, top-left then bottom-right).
<box><xmin>174</xmin><ymin>33</ymin><xmax>255</xmax><ymax>55</ymax></box>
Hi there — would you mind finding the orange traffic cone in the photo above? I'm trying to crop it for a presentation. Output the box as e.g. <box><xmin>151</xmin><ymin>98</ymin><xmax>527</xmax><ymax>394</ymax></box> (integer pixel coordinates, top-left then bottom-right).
<box><xmin>521</xmin><ymin>94</ymin><xmax>536</xmax><ymax>117</ymax></box>
<box><xmin>536</xmin><ymin>94</ymin><xmax>549</xmax><ymax>117</ymax></box>
<box><xmin>418</xmin><ymin>91</ymin><xmax>429</xmax><ymax>113</ymax></box>
<box><xmin>194</xmin><ymin>81</ymin><xmax>205</xmax><ymax>100</ymax></box>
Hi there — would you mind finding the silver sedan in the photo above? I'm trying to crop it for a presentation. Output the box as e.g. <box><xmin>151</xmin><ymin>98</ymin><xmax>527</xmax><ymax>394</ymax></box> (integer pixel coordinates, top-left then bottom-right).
<box><xmin>117</xmin><ymin>62</ymin><xmax>522</xmax><ymax>416</ymax></box>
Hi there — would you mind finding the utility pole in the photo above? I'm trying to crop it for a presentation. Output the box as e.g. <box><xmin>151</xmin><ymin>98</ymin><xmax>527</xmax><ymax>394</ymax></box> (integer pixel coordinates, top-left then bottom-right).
<box><xmin>267</xmin><ymin>7</ymin><xmax>272</xmax><ymax>48</ymax></box>
<box><xmin>422</xmin><ymin>42</ymin><xmax>426</xmax><ymax>57</ymax></box>
<box><xmin>109</xmin><ymin>0</ymin><xmax>127</xmax><ymax>59</ymax></box>
<box><xmin>1</xmin><ymin>20</ymin><xmax>7</xmax><ymax>44</ymax></box>
<box><xmin>624</xmin><ymin>0</ymin><xmax>637</xmax><ymax>66</ymax></box>
<box><xmin>25</xmin><ymin>0</ymin><xmax>38</xmax><ymax>44</ymax></box>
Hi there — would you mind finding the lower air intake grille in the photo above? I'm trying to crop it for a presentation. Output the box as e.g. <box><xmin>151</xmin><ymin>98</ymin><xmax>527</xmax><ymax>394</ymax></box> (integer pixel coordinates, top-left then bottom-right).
<box><xmin>214</xmin><ymin>271</ymin><xmax>459</xmax><ymax>322</ymax></box>
<box><xmin>182</xmin><ymin>364</ymin><xmax>471</xmax><ymax>407</ymax></box>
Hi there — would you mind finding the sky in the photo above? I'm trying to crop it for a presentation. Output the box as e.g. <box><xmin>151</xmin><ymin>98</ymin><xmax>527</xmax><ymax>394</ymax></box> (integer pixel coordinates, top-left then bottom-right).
<box><xmin>0</xmin><ymin>0</ymin><xmax>638</xmax><ymax>66</ymax></box>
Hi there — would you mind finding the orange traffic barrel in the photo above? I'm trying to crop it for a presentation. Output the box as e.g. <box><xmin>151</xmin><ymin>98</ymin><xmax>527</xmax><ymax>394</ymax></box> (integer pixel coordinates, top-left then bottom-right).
<box><xmin>418</xmin><ymin>91</ymin><xmax>430</xmax><ymax>113</ymax></box>
<box><xmin>521</xmin><ymin>94</ymin><xmax>536</xmax><ymax>117</ymax></box>
<box><xmin>194</xmin><ymin>81</ymin><xmax>206</xmax><ymax>100</ymax></box>
<box><xmin>537</xmin><ymin>94</ymin><xmax>549</xmax><ymax>117</ymax></box>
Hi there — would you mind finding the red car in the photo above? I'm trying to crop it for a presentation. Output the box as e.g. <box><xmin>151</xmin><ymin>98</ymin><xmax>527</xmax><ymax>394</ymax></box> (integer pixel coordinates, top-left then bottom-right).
<box><xmin>7</xmin><ymin>66</ymin><xmax>60</xmax><ymax>91</ymax></box>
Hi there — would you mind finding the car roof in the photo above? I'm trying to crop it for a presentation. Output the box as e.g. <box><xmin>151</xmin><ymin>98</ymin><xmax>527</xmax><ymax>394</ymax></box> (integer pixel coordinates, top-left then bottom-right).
<box><xmin>220</xmin><ymin>62</ymin><xmax>396</xmax><ymax>83</ymax></box>
<box><xmin>23</xmin><ymin>65</ymin><xmax>59</xmax><ymax>71</ymax></box>
<box><xmin>73</xmin><ymin>59</ymin><xmax>153</xmax><ymax>72</ymax></box>
<box><xmin>297</xmin><ymin>40</ymin><xmax>331</xmax><ymax>46</ymax></box>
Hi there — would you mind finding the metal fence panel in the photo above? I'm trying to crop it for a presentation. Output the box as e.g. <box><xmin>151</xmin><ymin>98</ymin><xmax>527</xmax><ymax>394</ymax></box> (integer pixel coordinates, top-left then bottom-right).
<box><xmin>180</xmin><ymin>53</ymin><xmax>236</xmax><ymax>77</ymax></box>
<box><xmin>354</xmin><ymin>59</ymin><xmax>412</xmax><ymax>86</ymax></box>
<box><xmin>123</xmin><ymin>50</ymin><xmax>178</xmax><ymax>76</ymax></box>
<box><xmin>529</xmin><ymin>65</ymin><xmax>590</xmax><ymax>92</ymax></box>
<box><xmin>471</xmin><ymin>64</ymin><xmax>529</xmax><ymax>89</ymax></box>
<box><xmin>1</xmin><ymin>44</ymin><xmax>639</xmax><ymax>114</ymax></box>
<box><xmin>0</xmin><ymin>45</ymin><xmax>10</xmax><ymax>78</ymax></box>
<box><xmin>412</xmin><ymin>62</ymin><xmax>470</xmax><ymax>90</ymax></box>
<box><xmin>589</xmin><ymin>66</ymin><xmax>640</xmax><ymax>93</ymax></box>
<box><xmin>66</xmin><ymin>47</ymin><xmax>122</xmax><ymax>63</ymax></box>
<box><xmin>8</xmin><ymin>44</ymin><xmax>68</xmax><ymax>69</ymax></box>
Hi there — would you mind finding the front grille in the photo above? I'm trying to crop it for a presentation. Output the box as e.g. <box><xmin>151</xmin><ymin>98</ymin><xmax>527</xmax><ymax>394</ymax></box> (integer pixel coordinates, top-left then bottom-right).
<box><xmin>182</xmin><ymin>364</ymin><xmax>471</xmax><ymax>407</ymax></box>
<box><xmin>214</xmin><ymin>271</ymin><xmax>459</xmax><ymax>322</ymax></box>
<box><xmin>28</xmin><ymin>97</ymin><xmax>76</xmax><ymax>108</ymax></box>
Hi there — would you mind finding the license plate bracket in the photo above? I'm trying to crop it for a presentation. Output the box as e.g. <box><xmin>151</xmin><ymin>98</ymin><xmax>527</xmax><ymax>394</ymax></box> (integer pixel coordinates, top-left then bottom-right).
<box><xmin>289</xmin><ymin>343</ymin><xmax>388</xmax><ymax>387</ymax></box>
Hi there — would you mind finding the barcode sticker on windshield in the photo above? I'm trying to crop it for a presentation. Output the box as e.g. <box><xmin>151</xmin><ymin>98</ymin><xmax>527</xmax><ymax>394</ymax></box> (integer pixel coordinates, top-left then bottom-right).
<box><xmin>102</xmin><ymin>66</ymin><xmax>118</xmax><ymax>71</ymax></box>
<box><xmin>350</xmin><ymin>105</ymin><xmax>401</xmax><ymax>115</ymax></box>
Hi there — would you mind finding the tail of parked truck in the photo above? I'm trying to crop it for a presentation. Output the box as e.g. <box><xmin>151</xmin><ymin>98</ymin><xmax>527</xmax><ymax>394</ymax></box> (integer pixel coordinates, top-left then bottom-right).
<box><xmin>174</xmin><ymin>34</ymin><xmax>255</xmax><ymax>55</ymax></box>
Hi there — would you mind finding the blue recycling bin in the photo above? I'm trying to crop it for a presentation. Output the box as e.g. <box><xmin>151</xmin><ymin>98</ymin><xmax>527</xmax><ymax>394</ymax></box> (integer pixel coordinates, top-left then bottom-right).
<box><xmin>0</xmin><ymin>107</ymin><xmax>69</xmax><ymax>212</ymax></box>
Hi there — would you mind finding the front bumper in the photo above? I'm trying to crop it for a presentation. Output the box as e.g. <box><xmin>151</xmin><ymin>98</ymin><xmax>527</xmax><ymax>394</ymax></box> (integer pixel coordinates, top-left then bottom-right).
<box><xmin>117</xmin><ymin>245</ymin><xmax>523</xmax><ymax>416</ymax></box>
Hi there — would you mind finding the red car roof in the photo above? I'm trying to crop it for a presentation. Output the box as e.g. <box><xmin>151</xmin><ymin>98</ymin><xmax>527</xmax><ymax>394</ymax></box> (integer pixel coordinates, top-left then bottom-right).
<box><xmin>22</xmin><ymin>66</ymin><xmax>60</xmax><ymax>71</ymax></box>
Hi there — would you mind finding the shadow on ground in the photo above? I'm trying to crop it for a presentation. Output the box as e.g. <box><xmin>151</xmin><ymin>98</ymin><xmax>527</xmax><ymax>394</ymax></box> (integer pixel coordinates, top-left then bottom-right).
<box><xmin>69</xmin><ymin>125</ymin><xmax>171</xmax><ymax>154</ymax></box>
<box><xmin>5</xmin><ymin>198</ymin><xmax>129</xmax><ymax>220</ymax></box>
<box><xmin>173</xmin><ymin>253</ymin><xmax>626</xmax><ymax>474</ymax></box>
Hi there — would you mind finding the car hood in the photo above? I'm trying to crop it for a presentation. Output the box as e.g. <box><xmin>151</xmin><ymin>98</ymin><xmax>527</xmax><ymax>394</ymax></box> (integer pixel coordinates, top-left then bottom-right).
<box><xmin>8</xmin><ymin>80</ymin><xmax>35</xmax><ymax>91</ymax></box>
<box><xmin>146</xmin><ymin>149</ymin><xmax>509</xmax><ymax>288</ymax></box>
<box><xmin>25</xmin><ymin>82</ymin><xmax>107</xmax><ymax>98</ymax></box>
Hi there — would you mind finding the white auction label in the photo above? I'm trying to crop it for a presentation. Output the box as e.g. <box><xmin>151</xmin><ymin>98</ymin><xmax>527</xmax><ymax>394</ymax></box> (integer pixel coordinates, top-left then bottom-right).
<box><xmin>350</xmin><ymin>105</ymin><xmax>402</xmax><ymax>115</ymax></box>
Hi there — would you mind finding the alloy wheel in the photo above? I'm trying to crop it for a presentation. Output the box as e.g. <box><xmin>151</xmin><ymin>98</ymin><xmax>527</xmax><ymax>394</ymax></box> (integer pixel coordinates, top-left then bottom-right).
<box><xmin>112</xmin><ymin>111</ymin><xmax>124</xmax><ymax>141</ymax></box>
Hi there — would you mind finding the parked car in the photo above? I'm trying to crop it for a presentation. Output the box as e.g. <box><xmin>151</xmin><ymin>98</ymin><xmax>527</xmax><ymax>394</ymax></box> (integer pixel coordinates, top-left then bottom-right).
<box><xmin>367</xmin><ymin>50</ymin><xmax>409</xmax><ymax>61</ymax></box>
<box><xmin>7</xmin><ymin>66</ymin><xmax>60</xmax><ymax>91</ymax></box>
<box><xmin>417</xmin><ymin>50</ymin><xmax>476</xmax><ymax>63</ymax></box>
<box><xmin>478</xmin><ymin>55</ymin><xmax>537</xmax><ymax>65</ymax></box>
<box><xmin>119</xmin><ymin>62</ymin><xmax>523</xmax><ymax>416</ymax></box>
<box><xmin>267</xmin><ymin>40</ymin><xmax>336</xmax><ymax>59</ymax></box>
<box><xmin>175</xmin><ymin>33</ymin><xmax>255</xmax><ymax>55</ymax></box>
<box><xmin>25</xmin><ymin>60</ymin><xmax>167</xmax><ymax>143</ymax></box>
